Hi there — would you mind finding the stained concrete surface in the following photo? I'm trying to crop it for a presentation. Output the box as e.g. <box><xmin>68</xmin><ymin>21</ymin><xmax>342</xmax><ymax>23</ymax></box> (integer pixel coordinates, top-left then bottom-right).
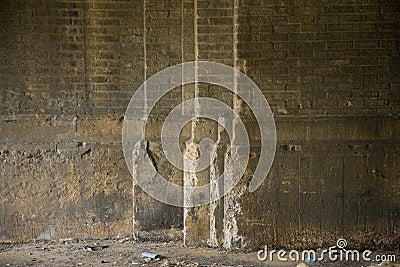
<box><xmin>0</xmin><ymin>239</ymin><xmax>399</xmax><ymax>267</ymax></box>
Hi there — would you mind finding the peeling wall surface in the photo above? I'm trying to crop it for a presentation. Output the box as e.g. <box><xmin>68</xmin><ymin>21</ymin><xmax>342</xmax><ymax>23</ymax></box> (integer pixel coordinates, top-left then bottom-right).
<box><xmin>1</xmin><ymin>0</ymin><xmax>399</xmax><ymax>250</ymax></box>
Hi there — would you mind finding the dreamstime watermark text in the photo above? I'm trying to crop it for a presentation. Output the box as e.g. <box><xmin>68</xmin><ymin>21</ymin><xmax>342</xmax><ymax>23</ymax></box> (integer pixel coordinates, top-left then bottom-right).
<box><xmin>257</xmin><ymin>238</ymin><xmax>397</xmax><ymax>263</ymax></box>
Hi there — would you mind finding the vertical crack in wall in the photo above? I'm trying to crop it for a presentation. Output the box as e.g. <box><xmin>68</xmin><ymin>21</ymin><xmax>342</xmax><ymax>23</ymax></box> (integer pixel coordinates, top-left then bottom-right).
<box><xmin>82</xmin><ymin>0</ymin><xmax>89</xmax><ymax>109</ymax></box>
<box><xmin>183</xmin><ymin>140</ymin><xmax>199</xmax><ymax>245</ymax></box>
<box><xmin>208</xmin><ymin>162</ymin><xmax>219</xmax><ymax>247</ymax></box>
<box><xmin>130</xmin><ymin>0</ymin><xmax>149</xmax><ymax>239</ymax></box>
<box><xmin>132</xmin><ymin>139</ymin><xmax>155</xmax><ymax>238</ymax></box>
<box><xmin>181</xmin><ymin>0</ymin><xmax>184</xmax><ymax>112</ymax></box>
<box><xmin>142</xmin><ymin>0</ymin><xmax>148</xmax><ymax>132</ymax></box>
<box><xmin>192</xmin><ymin>0</ymin><xmax>200</xmax><ymax>129</ymax></box>
<box><xmin>208</xmin><ymin>124</ymin><xmax>222</xmax><ymax>248</ymax></box>
<box><xmin>183</xmin><ymin>0</ymin><xmax>200</xmax><ymax>246</ymax></box>
<box><xmin>223</xmin><ymin>143</ymin><xmax>245</xmax><ymax>249</ymax></box>
<box><xmin>223</xmin><ymin>0</ymin><xmax>244</xmax><ymax>250</ymax></box>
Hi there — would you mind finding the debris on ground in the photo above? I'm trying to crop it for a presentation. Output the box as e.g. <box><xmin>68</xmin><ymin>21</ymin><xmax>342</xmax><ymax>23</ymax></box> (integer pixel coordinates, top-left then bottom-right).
<box><xmin>84</xmin><ymin>245</ymin><xmax>109</xmax><ymax>252</ymax></box>
<box><xmin>0</xmin><ymin>239</ymin><xmax>398</xmax><ymax>267</ymax></box>
<box><xmin>119</xmin><ymin>237</ymin><xmax>130</xmax><ymax>243</ymax></box>
<box><xmin>142</xmin><ymin>251</ymin><xmax>161</xmax><ymax>260</ymax></box>
<box><xmin>161</xmin><ymin>259</ymin><xmax>199</xmax><ymax>266</ymax></box>
<box><xmin>304</xmin><ymin>257</ymin><xmax>315</xmax><ymax>263</ymax></box>
<box><xmin>367</xmin><ymin>262</ymin><xmax>400</xmax><ymax>267</ymax></box>
<box><xmin>58</xmin><ymin>238</ymin><xmax>72</xmax><ymax>243</ymax></box>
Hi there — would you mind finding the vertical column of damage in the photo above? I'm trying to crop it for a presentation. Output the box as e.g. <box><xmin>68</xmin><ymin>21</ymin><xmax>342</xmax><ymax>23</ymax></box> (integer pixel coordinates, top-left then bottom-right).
<box><xmin>222</xmin><ymin>0</ymin><xmax>245</xmax><ymax>250</ymax></box>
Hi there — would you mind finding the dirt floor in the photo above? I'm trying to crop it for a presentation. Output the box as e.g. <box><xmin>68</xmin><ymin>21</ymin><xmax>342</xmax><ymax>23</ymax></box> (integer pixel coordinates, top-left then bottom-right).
<box><xmin>0</xmin><ymin>238</ymin><xmax>398</xmax><ymax>267</ymax></box>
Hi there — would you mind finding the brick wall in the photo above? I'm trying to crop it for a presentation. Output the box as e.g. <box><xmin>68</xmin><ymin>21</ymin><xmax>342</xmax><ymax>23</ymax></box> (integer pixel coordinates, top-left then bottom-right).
<box><xmin>0</xmin><ymin>0</ymin><xmax>140</xmax><ymax>242</ymax></box>
<box><xmin>235</xmin><ymin>0</ymin><xmax>400</xmax><ymax>249</ymax></box>
<box><xmin>227</xmin><ymin>0</ymin><xmax>400</xmax><ymax>249</ymax></box>
<box><xmin>0</xmin><ymin>0</ymin><xmax>399</xmax><ymax>249</ymax></box>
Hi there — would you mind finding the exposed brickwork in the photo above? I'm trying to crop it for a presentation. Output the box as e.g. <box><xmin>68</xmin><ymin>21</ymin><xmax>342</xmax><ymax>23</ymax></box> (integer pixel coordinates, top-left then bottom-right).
<box><xmin>0</xmin><ymin>0</ymin><xmax>399</xmax><ymax>249</ymax></box>
<box><xmin>0</xmin><ymin>0</ymin><xmax>142</xmax><ymax>241</ymax></box>
<box><xmin>238</xmin><ymin>0</ymin><xmax>399</xmax><ymax>117</ymax></box>
<box><xmin>235</xmin><ymin>0</ymin><xmax>400</xmax><ymax>249</ymax></box>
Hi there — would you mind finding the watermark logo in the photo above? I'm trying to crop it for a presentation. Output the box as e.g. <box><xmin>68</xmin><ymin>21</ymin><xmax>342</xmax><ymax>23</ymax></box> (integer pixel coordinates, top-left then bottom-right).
<box><xmin>122</xmin><ymin>61</ymin><xmax>276</xmax><ymax>207</ymax></box>
<box><xmin>257</xmin><ymin>238</ymin><xmax>397</xmax><ymax>263</ymax></box>
<box><xmin>336</xmin><ymin>238</ymin><xmax>347</xmax><ymax>249</ymax></box>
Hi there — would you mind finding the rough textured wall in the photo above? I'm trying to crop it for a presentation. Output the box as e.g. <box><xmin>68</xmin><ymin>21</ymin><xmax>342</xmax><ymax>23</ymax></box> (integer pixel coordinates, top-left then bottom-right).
<box><xmin>233</xmin><ymin>0</ymin><xmax>400</xmax><ymax>249</ymax></box>
<box><xmin>1</xmin><ymin>0</ymin><xmax>399</xmax><ymax>250</ymax></box>
<box><xmin>0</xmin><ymin>0</ymin><xmax>141</xmax><ymax>242</ymax></box>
